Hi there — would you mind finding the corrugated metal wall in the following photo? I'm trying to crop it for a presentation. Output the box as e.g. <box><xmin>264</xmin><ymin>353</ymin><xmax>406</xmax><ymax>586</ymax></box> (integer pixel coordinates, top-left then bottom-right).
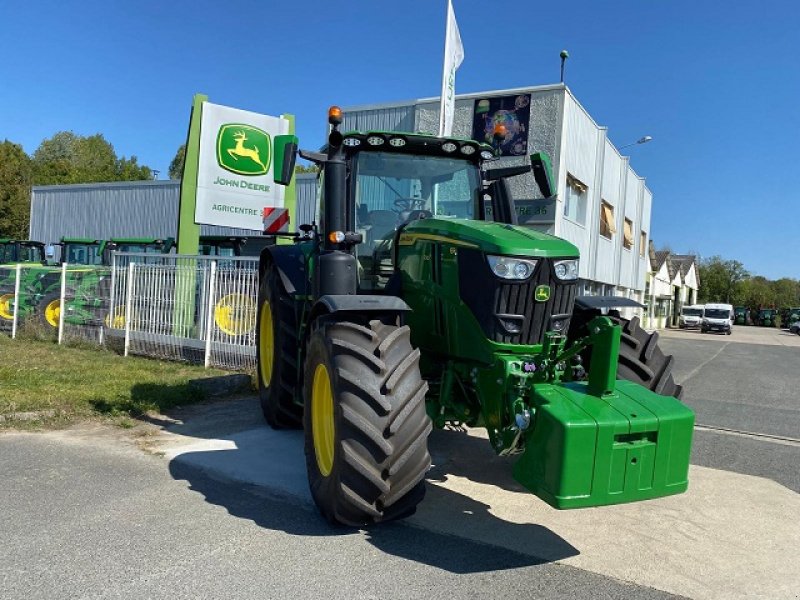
<box><xmin>29</xmin><ymin>176</ymin><xmax>320</xmax><ymax>245</ymax></box>
<box><xmin>342</xmin><ymin>105</ymin><xmax>415</xmax><ymax>134</ymax></box>
<box><xmin>295</xmin><ymin>173</ymin><xmax>318</xmax><ymax>226</ymax></box>
<box><xmin>30</xmin><ymin>181</ymin><xmax>181</xmax><ymax>244</ymax></box>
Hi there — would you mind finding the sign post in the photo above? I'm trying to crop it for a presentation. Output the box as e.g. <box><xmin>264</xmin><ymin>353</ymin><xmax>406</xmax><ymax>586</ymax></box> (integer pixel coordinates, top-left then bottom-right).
<box><xmin>174</xmin><ymin>95</ymin><xmax>296</xmax><ymax>338</ymax></box>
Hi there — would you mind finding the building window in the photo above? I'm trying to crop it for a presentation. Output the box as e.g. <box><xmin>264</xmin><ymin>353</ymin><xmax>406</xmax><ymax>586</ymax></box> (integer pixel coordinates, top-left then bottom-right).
<box><xmin>640</xmin><ymin>231</ymin><xmax>646</xmax><ymax>257</ymax></box>
<box><xmin>623</xmin><ymin>218</ymin><xmax>634</xmax><ymax>250</ymax></box>
<box><xmin>564</xmin><ymin>174</ymin><xmax>587</xmax><ymax>224</ymax></box>
<box><xmin>599</xmin><ymin>200</ymin><xmax>616</xmax><ymax>239</ymax></box>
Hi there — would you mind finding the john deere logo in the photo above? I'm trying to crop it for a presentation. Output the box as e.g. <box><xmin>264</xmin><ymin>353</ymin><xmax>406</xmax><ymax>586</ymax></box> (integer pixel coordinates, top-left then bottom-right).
<box><xmin>217</xmin><ymin>124</ymin><xmax>271</xmax><ymax>176</ymax></box>
<box><xmin>534</xmin><ymin>285</ymin><xmax>551</xmax><ymax>302</ymax></box>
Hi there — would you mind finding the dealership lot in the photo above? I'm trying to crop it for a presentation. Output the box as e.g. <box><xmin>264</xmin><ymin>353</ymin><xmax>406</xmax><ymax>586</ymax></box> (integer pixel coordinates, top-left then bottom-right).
<box><xmin>1</xmin><ymin>326</ymin><xmax>799</xmax><ymax>600</ymax></box>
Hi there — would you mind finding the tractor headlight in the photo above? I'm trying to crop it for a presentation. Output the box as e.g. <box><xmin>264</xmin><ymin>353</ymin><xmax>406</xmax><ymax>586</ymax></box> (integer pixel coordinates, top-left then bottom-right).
<box><xmin>553</xmin><ymin>259</ymin><xmax>579</xmax><ymax>280</ymax></box>
<box><xmin>487</xmin><ymin>255</ymin><xmax>537</xmax><ymax>280</ymax></box>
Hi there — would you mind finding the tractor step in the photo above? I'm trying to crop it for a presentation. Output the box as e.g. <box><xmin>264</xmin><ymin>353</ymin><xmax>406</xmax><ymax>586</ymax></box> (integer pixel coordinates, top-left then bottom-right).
<box><xmin>514</xmin><ymin>380</ymin><xmax>694</xmax><ymax>509</ymax></box>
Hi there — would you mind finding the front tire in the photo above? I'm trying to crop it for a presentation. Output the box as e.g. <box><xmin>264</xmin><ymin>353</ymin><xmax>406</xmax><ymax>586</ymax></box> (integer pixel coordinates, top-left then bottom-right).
<box><xmin>256</xmin><ymin>264</ymin><xmax>302</xmax><ymax>429</ymax></box>
<box><xmin>303</xmin><ymin>318</ymin><xmax>432</xmax><ymax>526</ymax></box>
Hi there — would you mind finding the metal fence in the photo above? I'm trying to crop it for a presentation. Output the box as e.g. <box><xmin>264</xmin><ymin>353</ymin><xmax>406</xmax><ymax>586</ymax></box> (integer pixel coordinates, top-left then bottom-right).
<box><xmin>0</xmin><ymin>253</ymin><xmax>260</xmax><ymax>372</ymax></box>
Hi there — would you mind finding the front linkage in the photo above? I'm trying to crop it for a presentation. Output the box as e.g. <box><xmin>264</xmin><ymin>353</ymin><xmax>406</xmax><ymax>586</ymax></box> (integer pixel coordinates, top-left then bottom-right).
<box><xmin>451</xmin><ymin>316</ymin><xmax>694</xmax><ymax>509</ymax></box>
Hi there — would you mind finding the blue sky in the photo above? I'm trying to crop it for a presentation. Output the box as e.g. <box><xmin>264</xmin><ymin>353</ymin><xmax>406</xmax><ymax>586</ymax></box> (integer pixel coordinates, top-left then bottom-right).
<box><xmin>1</xmin><ymin>0</ymin><xmax>798</xmax><ymax>279</ymax></box>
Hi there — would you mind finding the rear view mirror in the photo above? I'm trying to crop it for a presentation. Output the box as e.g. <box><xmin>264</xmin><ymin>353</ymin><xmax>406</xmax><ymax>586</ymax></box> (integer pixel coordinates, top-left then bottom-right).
<box><xmin>274</xmin><ymin>134</ymin><xmax>298</xmax><ymax>186</ymax></box>
<box><xmin>530</xmin><ymin>152</ymin><xmax>555</xmax><ymax>199</ymax></box>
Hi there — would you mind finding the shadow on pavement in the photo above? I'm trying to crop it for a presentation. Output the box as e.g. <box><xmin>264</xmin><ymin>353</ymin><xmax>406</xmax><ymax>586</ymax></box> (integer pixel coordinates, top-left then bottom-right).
<box><xmin>151</xmin><ymin>397</ymin><xmax>579</xmax><ymax>573</ymax></box>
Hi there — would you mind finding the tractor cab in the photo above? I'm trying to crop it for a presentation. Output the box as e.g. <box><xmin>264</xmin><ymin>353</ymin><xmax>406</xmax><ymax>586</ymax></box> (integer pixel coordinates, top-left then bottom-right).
<box><xmin>198</xmin><ymin>236</ymin><xmax>246</xmax><ymax>257</ymax></box>
<box><xmin>290</xmin><ymin>111</ymin><xmax>552</xmax><ymax>297</ymax></box>
<box><xmin>58</xmin><ymin>238</ymin><xmax>109</xmax><ymax>266</ymax></box>
<box><xmin>0</xmin><ymin>239</ymin><xmax>47</xmax><ymax>265</ymax></box>
<box><xmin>109</xmin><ymin>237</ymin><xmax>175</xmax><ymax>255</ymax></box>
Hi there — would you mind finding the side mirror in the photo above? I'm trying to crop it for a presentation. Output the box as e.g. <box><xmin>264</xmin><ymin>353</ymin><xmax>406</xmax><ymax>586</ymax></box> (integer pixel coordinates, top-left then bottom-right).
<box><xmin>274</xmin><ymin>134</ymin><xmax>298</xmax><ymax>186</ymax></box>
<box><xmin>530</xmin><ymin>152</ymin><xmax>555</xmax><ymax>199</ymax></box>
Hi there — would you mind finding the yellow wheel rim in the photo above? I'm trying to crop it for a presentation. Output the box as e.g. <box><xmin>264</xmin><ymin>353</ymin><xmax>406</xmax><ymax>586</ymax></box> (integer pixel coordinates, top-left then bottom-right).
<box><xmin>312</xmin><ymin>363</ymin><xmax>335</xmax><ymax>477</ymax></box>
<box><xmin>259</xmin><ymin>299</ymin><xmax>274</xmax><ymax>386</ymax></box>
<box><xmin>44</xmin><ymin>299</ymin><xmax>61</xmax><ymax>328</ymax></box>
<box><xmin>0</xmin><ymin>293</ymin><xmax>14</xmax><ymax>320</ymax></box>
<box><xmin>214</xmin><ymin>293</ymin><xmax>256</xmax><ymax>336</ymax></box>
<box><xmin>104</xmin><ymin>307</ymin><xmax>127</xmax><ymax>329</ymax></box>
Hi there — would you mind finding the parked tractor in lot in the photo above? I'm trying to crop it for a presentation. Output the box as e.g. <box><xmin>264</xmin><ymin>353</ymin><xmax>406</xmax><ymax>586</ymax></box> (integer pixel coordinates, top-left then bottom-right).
<box><xmin>0</xmin><ymin>239</ymin><xmax>62</xmax><ymax>327</ymax></box>
<box><xmin>733</xmin><ymin>306</ymin><xmax>748</xmax><ymax>326</ymax></box>
<box><xmin>38</xmin><ymin>237</ymin><xmax>176</xmax><ymax>331</ymax></box>
<box><xmin>780</xmin><ymin>307</ymin><xmax>800</xmax><ymax>329</ymax></box>
<box><xmin>255</xmin><ymin>108</ymin><xmax>693</xmax><ymax>526</ymax></box>
<box><xmin>757</xmin><ymin>308</ymin><xmax>778</xmax><ymax>327</ymax></box>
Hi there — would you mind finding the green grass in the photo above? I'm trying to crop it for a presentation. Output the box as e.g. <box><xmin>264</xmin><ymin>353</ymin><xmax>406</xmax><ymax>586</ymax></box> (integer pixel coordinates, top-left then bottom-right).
<box><xmin>0</xmin><ymin>333</ymin><xmax>250</xmax><ymax>427</ymax></box>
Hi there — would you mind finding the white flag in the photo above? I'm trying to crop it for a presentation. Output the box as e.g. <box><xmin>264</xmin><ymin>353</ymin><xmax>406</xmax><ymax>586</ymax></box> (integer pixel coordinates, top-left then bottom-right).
<box><xmin>438</xmin><ymin>0</ymin><xmax>464</xmax><ymax>137</ymax></box>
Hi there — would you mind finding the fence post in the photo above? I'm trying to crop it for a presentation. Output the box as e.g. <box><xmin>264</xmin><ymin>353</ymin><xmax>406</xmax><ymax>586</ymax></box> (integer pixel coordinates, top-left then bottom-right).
<box><xmin>107</xmin><ymin>253</ymin><xmax>117</xmax><ymax>336</ymax></box>
<box><xmin>11</xmin><ymin>264</ymin><xmax>22</xmax><ymax>339</ymax></box>
<box><xmin>124</xmin><ymin>262</ymin><xmax>135</xmax><ymax>357</ymax></box>
<box><xmin>204</xmin><ymin>260</ymin><xmax>217</xmax><ymax>368</ymax></box>
<box><xmin>58</xmin><ymin>262</ymin><xmax>67</xmax><ymax>345</ymax></box>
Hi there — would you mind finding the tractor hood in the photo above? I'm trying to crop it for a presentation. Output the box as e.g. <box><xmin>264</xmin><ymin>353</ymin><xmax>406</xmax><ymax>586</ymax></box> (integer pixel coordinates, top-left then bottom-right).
<box><xmin>400</xmin><ymin>217</ymin><xmax>579</xmax><ymax>258</ymax></box>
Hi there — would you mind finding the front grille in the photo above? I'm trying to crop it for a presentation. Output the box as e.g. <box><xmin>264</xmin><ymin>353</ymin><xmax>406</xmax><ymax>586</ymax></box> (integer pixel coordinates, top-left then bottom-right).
<box><xmin>458</xmin><ymin>248</ymin><xmax>577</xmax><ymax>345</ymax></box>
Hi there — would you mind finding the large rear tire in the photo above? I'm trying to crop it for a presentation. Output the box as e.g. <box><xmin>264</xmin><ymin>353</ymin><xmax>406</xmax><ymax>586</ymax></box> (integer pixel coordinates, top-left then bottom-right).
<box><xmin>256</xmin><ymin>264</ymin><xmax>302</xmax><ymax>429</ymax></box>
<box><xmin>303</xmin><ymin>318</ymin><xmax>432</xmax><ymax>526</ymax></box>
<box><xmin>570</xmin><ymin>311</ymin><xmax>683</xmax><ymax>400</ymax></box>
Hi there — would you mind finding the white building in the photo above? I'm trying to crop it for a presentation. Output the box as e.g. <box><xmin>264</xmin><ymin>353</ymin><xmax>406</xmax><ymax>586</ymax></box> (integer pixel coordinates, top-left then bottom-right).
<box><xmin>342</xmin><ymin>83</ymin><xmax>653</xmax><ymax>305</ymax></box>
<box><xmin>642</xmin><ymin>242</ymin><xmax>700</xmax><ymax>329</ymax></box>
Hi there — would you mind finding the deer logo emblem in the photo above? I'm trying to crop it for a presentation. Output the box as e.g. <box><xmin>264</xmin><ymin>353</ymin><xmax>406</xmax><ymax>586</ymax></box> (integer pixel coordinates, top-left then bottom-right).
<box><xmin>216</xmin><ymin>124</ymin><xmax>271</xmax><ymax>176</ymax></box>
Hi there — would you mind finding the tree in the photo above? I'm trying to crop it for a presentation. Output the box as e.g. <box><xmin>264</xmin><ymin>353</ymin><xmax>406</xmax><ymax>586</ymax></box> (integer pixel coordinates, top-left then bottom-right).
<box><xmin>698</xmin><ymin>255</ymin><xmax>748</xmax><ymax>303</ymax></box>
<box><xmin>739</xmin><ymin>276</ymin><xmax>775</xmax><ymax>308</ymax></box>
<box><xmin>169</xmin><ymin>144</ymin><xmax>185</xmax><ymax>180</ymax></box>
<box><xmin>771</xmin><ymin>278</ymin><xmax>800</xmax><ymax>308</ymax></box>
<box><xmin>0</xmin><ymin>140</ymin><xmax>32</xmax><ymax>238</ymax></box>
<box><xmin>31</xmin><ymin>131</ymin><xmax>152</xmax><ymax>185</ymax></box>
<box><xmin>295</xmin><ymin>163</ymin><xmax>319</xmax><ymax>174</ymax></box>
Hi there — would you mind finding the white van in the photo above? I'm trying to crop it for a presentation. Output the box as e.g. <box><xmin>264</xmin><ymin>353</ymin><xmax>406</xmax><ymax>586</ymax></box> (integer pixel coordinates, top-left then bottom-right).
<box><xmin>679</xmin><ymin>304</ymin><xmax>705</xmax><ymax>329</ymax></box>
<box><xmin>702</xmin><ymin>303</ymin><xmax>734</xmax><ymax>335</ymax></box>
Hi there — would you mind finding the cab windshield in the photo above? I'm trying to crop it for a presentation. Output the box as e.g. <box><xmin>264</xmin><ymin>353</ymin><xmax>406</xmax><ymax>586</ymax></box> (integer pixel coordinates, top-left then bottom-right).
<box><xmin>681</xmin><ymin>308</ymin><xmax>703</xmax><ymax>317</ymax></box>
<box><xmin>705</xmin><ymin>309</ymin><xmax>729</xmax><ymax>319</ymax></box>
<box><xmin>351</xmin><ymin>152</ymin><xmax>482</xmax><ymax>290</ymax></box>
<box><xmin>354</xmin><ymin>151</ymin><xmax>481</xmax><ymax>230</ymax></box>
<box><xmin>2</xmin><ymin>243</ymin><xmax>45</xmax><ymax>263</ymax></box>
<box><xmin>64</xmin><ymin>243</ymin><xmax>103</xmax><ymax>265</ymax></box>
<box><xmin>115</xmin><ymin>243</ymin><xmax>163</xmax><ymax>254</ymax></box>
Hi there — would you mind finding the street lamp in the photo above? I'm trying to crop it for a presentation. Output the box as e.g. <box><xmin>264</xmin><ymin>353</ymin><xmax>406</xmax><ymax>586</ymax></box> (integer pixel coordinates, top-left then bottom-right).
<box><xmin>618</xmin><ymin>136</ymin><xmax>653</xmax><ymax>150</ymax></box>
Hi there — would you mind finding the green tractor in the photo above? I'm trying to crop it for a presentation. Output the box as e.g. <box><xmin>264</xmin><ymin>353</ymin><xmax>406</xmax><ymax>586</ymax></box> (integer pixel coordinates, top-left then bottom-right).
<box><xmin>34</xmin><ymin>237</ymin><xmax>177</xmax><ymax>331</ymax></box>
<box><xmin>780</xmin><ymin>307</ymin><xmax>800</xmax><ymax>329</ymax></box>
<box><xmin>733</xmin><ymin>306</ymin><xmax>747</xmax><ymax>326</ymax></box>
<box><xmin>255</xmin><ymin>108</ymin><xmax>693</xmax><ymax>526</ymax></box>
<box><xmin>757</xmin><ymin>308</ymin><xmax>778</xmax><ymax>327</ymax></box>
<box><xmin>0</xmin><ymin>238</ymin><xmax>64</xmax><ymax>327</ymax></box>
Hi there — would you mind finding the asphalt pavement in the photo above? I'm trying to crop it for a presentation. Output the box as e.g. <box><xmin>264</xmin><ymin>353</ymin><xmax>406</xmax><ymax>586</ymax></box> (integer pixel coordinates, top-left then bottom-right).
<box><xmin>660</xmin><ymin>326</ymin><xmax>800</xmax><ymax>492</ymax></box>
<box><xmin>2</xmin><ymin>324</ymin><xmax>799</xmax><ymax>599</ymax></box>
<box><xmin>0</xmin><ymin>430</ymin><xmax>679</xmax><ymax>600</ymax></box>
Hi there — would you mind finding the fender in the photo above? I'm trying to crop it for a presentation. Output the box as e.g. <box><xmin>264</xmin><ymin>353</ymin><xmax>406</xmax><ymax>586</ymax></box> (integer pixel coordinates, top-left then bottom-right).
<box><xmin>574</xmin><ymin>295</ymin><xmax>644</xmax><ymax>310</ymax></box>
<box><xmin>308</xmin><ymin>294</ymin><xmax>411</xmax><ymax>325</ymax></box>
<box><xmin>258</xmin><ymin>244</ymin><xmax>307</xmax><ymax>295</ymax></box>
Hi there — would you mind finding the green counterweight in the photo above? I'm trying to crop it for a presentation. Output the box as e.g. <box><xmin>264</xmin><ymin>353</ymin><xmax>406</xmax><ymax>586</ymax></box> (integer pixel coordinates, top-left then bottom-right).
<box><xmin>512</xmin><ymin>317</ymin><xmax>695</xmax><ymax>508</ymax></box>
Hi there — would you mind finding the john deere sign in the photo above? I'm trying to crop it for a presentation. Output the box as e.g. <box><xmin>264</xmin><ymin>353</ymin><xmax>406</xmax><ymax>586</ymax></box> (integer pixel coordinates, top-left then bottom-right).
<box><xmin>216</xmin><ymin>124</ymin><xmax>270</xmax><ymax>176</ymax></box>
<box><xmin>195</xmin><ymin>102</ymin><xmax>289</xmax><ymax>230</ymax></box>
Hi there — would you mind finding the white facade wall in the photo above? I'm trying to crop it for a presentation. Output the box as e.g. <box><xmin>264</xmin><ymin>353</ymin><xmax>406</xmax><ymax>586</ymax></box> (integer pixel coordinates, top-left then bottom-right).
<box><xmin>556</xmin><ymin>91</ymin><xmax>600</xmax><ymax>280</ymax></box>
